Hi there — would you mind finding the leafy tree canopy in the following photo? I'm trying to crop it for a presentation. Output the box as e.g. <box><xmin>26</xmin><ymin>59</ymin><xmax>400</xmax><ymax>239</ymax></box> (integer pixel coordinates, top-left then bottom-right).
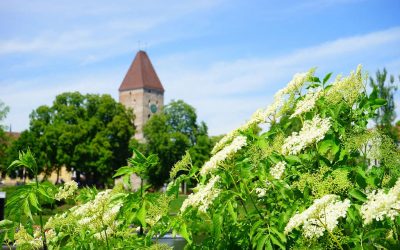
<box><xmin>369</xmin><ymin>68</ymin><xmax>399</xmax><ymax>140</ymax></box>
<box><xmin>143</xmin><ymin>100</ymin><xmax>212</xmax><ymax>188</ymax></box>
<box><xmin>0</xmin><ymin>100</ymin><xmax>10</xmax><ymax>170</ymax></box>
<box><xmin>9</xmin><ymin>92</ymin><xmax>135</xmax><ymax>186</ymax></box>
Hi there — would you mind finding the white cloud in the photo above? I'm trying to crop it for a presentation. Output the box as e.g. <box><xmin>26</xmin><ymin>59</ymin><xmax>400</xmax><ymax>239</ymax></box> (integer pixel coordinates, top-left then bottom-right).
<box><xmin>159</xmin><ymin>26</ymin><xmax>400</xmax><ymax>134</ymax></box>
<box><xmin>1</xmin><ymin>26</ymin><xmax>400</xmax><ymax>135</ymax></box>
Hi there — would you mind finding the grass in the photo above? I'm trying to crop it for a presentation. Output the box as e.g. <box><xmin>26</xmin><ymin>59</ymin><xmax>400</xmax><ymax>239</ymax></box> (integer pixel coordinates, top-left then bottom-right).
<box><xmin>169</xmin><ymin>194</ymin><xmax>187</xmax><ymax>214</ymax></box>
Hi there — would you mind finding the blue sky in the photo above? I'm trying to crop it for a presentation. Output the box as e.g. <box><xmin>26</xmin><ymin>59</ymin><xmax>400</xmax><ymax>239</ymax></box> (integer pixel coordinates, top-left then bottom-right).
<box><xmin>1</xmin><ymin>0</ymin><xmax>399</xmax><ymax>135</ymax></box>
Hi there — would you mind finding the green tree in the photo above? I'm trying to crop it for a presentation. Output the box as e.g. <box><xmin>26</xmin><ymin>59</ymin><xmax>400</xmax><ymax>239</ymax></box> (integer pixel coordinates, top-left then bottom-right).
<box><xmin>143</xmin><ymin>100</ymin><xmax>212</xmax><ymax>188</ymax></box>
<box><xmin>0</xmin><ymin>100</ymin><xmax>10</xmax><ymax>171</ymax></box>
<box><xmin>369</xmin><ymin>68</ymin><xmax>399</xmax><ymax>140</ymax></box>
<box><xmin>4</xmin><ymin>130</ymin><xmax>36</xmax><ymax>180</ymax></box>
<box><xmin>26</xmin><ymin>92</ymin><xmax>134</xmax><ymax>186</ymax></box>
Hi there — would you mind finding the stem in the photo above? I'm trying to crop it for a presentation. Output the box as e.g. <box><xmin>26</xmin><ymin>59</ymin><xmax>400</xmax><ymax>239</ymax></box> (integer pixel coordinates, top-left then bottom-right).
<box><xmin>226</xmin><ymin>172</ymin><xmax>248</xmax><ymax>215</ymax></box>
<box><xmin>243</xmin><ymin>184</ymin><xmax>263</xmax><ymax>219</ymax></box>
<box><xmin>317</xmin><ymin>218</ymin><xmax>343</xmax><ymax>250</ymax></box>
<box><xmin>100</xmin><ymin>204</ymin><xmax>110</xmax><ymax>250</ymax></box>
<box><xmin>35</xmin><ymin>173</ymin><xmax>47</xmax><ymax>250</ymax></box>
<box><xmin>139</xmin><ymin>179</ymin><xmax>144</xmax><ymax>236</ymax></box>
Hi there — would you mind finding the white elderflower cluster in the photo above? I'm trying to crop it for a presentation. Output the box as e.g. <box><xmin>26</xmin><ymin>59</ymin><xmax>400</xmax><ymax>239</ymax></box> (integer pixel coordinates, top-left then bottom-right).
<box><xmin>270</xmin><ymin>161</ymin><xmax>286</xmax><ymax>180</ymax></box>
<box><xmin>282</xmin><ymin>115</ymin><xmax>331</xmax><ymax>155</ymax></box>
<box><xmin>55</xmin><ymin>180</ymin><xmax>78</xmax><ymax>201</ymax></box>
<box><xmin>46</xmin><ymin>189</ymin><xmax>123</xmax><ymax>240</ymax></box>
<box><xmin>14</xmin><ymin>225</ymin><xmax>42</xmax><ymax>249</ymax></box>
<box><xmin>274</xmin><ymin>70</ymin><xmax>315</xmax><ymax>101</ymax></box>
<box><xmin>361</xmin><ymin>178</ymin><xmax>400</xmax><ymax>224</ymax></box>
<box><xmin>290</xmin><ymin>88</ymin><xmax>323</xmax><ymax>118</ymax></box>
<box><xmin>211</xmin><ymin>69</ymin><xmax>315</xmax><ymax>155</ymax></box>
<box><xmin>211</xmin><ymin>109</ymin><xmax>265</xmax><ymax>155</ymax></box>
<box><xmin>181</xmin><ymin>176</ymin><xmax>221</xmax><ymax>213</ymax></box>
<box><xmin>325</xmin><ymin>65</ymin><xmax>363</xmax><ymax>105</ymax></box>
<box><xmin>200</xmin><ymin>135</ymin><xmax>247</xmax><ymax>176</ymax></box>
<box><xmin>284</xmin><ymin>194</ymin><xmax>350</xmax><ymax>239</ymax></box>
<box><xmin>365</xmin><ymin>135</ymin><xmax>382</xmax><ymax>163</ymax></box>
<box><xmin>255</xmin><ymin>188</ymin><xmax>267</xmax><ymax>198</ymax></box>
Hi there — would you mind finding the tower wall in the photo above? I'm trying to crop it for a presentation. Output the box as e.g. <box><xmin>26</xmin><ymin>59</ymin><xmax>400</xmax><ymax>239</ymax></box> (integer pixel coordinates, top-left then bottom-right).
<box><xmin>119</xmin><ymin>88</ymin><xmax>164</xmax><ymax>141</ymax></box>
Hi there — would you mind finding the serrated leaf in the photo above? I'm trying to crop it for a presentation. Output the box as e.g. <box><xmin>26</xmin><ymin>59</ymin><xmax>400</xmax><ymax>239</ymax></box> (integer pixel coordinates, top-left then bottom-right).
<box><xmin>349</xmin><ymin>189</ymin><xmax>367</xmax><ymax>202</ymax></box>
<box><xmin>270</xmin><ymin>226</ymin><xmax>286</xmax><ymax>243</ymax></box>
<box><xmin>257</xmin><ymin>234</ymin><xmax>268</xmax><ymax>250</ymax></box>
<box><xmin>23</xmin><ymin>199</ymin><xmax>33</xmax><ymax>221</ymax></box>
<box><xmin>323</xmin><ymin>72</ymin><xmax>332</xmax><ymax>84</ymax></box>
<box><xmin>212</xmin><ymin>213</ymin><xmax>223</xmax><ymax>239</ymax></box>
<box><xmin>363</xmin><ymin>228</ymin><xmax>387</xmax><ymax>240</ymax></box>
<box><xmin>373</xmin><ymin>98</ymin><xmax>387</xmax><ymax>106</ymax></box>
<box><xmin>28</xmin><ymin>192</ymin><xmax>41</xmax><ymax>212</ymax></box>
<box><xmin>136</xmin><ymin>201</ymin><xmax>146</xmax><ymax>227</ymax></box>
<box><xmin>178</xmin><ymin>222</ymin><xmax>192</xmax><ymax>244</ymax></box>
<box><xmin>355</xmin><ymin>173</ymin><xmax>367</xmax><ymax>189</ymax></box>
<box><xmin>227</xmin><ymin>201</ymin><xmax>237</xmax><ymax>223</ymax></box>
<box><xmin>270</xmin><ymin>234</ymin><xmax>285</xmax><ymax>249</ymax></box>
<box><xmin>113</xmin><ymin>166</ymin><xmax>134</xmax><ymax>178</ymax></box>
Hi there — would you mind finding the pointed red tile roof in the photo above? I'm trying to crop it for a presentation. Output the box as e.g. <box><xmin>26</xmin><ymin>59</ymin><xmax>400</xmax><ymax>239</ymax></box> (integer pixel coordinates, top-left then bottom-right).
<box><xmin>119</xmin><ymin>50</ymin><xmax>164</xmax><ymax>93</ymax></box>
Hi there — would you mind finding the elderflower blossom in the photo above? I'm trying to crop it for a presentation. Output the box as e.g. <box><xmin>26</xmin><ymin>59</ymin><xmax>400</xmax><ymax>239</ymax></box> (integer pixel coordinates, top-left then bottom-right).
<box><xmin>14</xmin><ymin>225</ymin><xmax>42</xmax><ymax>249</ymax></box>
<box><xmin>255</xmin><ymin>188</ymin><xmax>267</xmax><ymax>198</ymax></box>
<box><xmin>290</xmin><ymin>88</ymin><xmax>323</xmax><ymax>118</ymax></box>
<box><xmin>325</xmin><ymin>65</ymin><xmax>363</xmax><ymax>105</ymax></box>
<box><xmin>361</xmin><ymin>178</ymin><xmax>400</xmax><ymax>224</ymax></box>
<box><xmin>55</xmin><ymin>180</ymin><xmax>78</xmax><ymax>200</ymax></box>
<box><xmin>282</xmin><ymin>115</ymin><xmax>331</xmax><ymax>155</ymax></box>
<box><xmin>181</xmin><ymin>176</ymin><xmax>221</xmax><ymax>213</ymax></box>
<box><xmin>200</xmin><ymin>136</ymin><xmax>247</xmax><ymax>175</ymax></box>
<box><xmin>284</xmin><ymin>194</ymin><xmax>350</xmax><ymax>239</ymax></box>
<box><xmin>211</xmin><ymin>110</ymin><xmax>264</xmax><ymax>155</ymax></box>
<box><xmin>275</xmin><ymin>70</ymin><xmax>315</xmax><ymax>100</ymax></box>
<box><xmin>270</xmin><ymin>161</ymin><xmax>286</xmax><ymax>179</ymax></box>
<box><xmin>46</xmin><ymin>189</ymin><xmax>123</xmax><ymax>239</ymax></box>
<box><xmin>365</xmin><ymin>135</ymin><xmax>382</xmax><ymax>163</ymax></box>
<box><xmin>211</xmin><ymin>69</ymin><xmax>315</xmax><ymax>154</ymax></box>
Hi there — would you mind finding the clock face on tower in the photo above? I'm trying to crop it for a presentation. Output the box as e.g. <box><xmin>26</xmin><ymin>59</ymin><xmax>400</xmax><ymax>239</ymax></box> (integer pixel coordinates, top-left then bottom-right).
<box><xmin>150</xmin><ymin>103</ymin><xmax>157</xmax><ymax>113</ymax></box>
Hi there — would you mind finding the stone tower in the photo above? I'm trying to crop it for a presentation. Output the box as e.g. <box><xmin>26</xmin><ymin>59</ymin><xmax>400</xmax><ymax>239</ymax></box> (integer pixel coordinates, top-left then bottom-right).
<box><xmin>119</xmin><ymin>50</ymin><xmax>165</xmax><ymax>141</ymax></box>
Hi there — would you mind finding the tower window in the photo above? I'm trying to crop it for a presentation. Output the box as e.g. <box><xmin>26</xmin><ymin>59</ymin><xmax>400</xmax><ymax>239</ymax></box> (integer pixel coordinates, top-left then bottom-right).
<box><xmin>148</xmin><ymin>100</ymin><xmax>150</xmax><ymax>103</ymax></box>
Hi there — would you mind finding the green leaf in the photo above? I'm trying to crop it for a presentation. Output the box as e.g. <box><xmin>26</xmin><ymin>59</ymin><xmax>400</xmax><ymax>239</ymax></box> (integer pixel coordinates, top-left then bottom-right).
<box><xmin>363</xmin><ymin>228</ymin><xmax>387</xmax><ymax>240</ymax></box>
<box><xmin>113</xmin><ymin>166</ymin><xmax>134</xmax><ymax>178</ymax></box>
<box><xmin>355</xmin><ymin>173</ymin><xmax>367</xmax><ymax>189</ymax></box>
<box><xmin>250</xmin><ymin>221</ymin><xmax>264</xmax><ymax>238</ymax></box>
<box><xmin>178</xmin><ymin>222</ymin><xmax>192</xmax><ymax>244</ymax></box>
<box><xmin>256</xmin><ymin>234</ymin><xmax>268</xmax><ymax>250</ymax></box>
<box><xmin>28</xmin><ymin>192</ymin><xmax>41</xmax><ymax>212</ymax></box>
<box><xmin>349</xmin><ymin>189</ymin><xmax>367</xmax><ymax>202</ymax></box>
<box><xmin>212</xmin><ymin>213</ymin><xmax>223</xmax><ymax>239</ymax></box>
<box><xmin>0</xmin><ymin>220</ymin><xmax>14</xmax><ymax>228</ymax></box>
<box><xmin>373</xmin><ymin>98</ymin><xmax>387</xmax><ymax>106</ymax></box>
<box><xmin>270</xmin><ymin>234</ymin><xmax>285</xmax><ymax>249</ymax></box>
<box><xmin>136</xmin><ymin>201</ymin><xmax>146</xmax><ymax>227</ymax></box>
<box><xmin>227</xmin><ymin>201</ymin><xmax>237</xmax><ymax>223</ymax></box>
<box><xmin>23</xmin><ymin>199</ymin><xmax>33</xmax><ymax>221</ymax></box>
<box><xmin>9</xmin><ymin>149</ymin><xmax>38</xmax><ymax>174</ymax></box>
<box><xmin>270</xmin><ymin>226</ymin><xmax>286</xmax><ymax>243</ymax></box>
<box><xmin>323</xmin><ymin>72</ymin><xmax>332</xmax><ymax>84</ymax></box>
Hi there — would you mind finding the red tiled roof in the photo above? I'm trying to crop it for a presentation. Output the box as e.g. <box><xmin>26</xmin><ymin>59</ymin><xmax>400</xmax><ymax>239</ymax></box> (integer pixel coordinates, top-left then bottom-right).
<box><xmin>6</xmin><ymin>131</ymin><xmax>20</xmax><ymax>140</ymax></box>
<box><xmin>119</xmin><ymin>50</ymin><xmax>164</xmax><ymax>93</ymax></box>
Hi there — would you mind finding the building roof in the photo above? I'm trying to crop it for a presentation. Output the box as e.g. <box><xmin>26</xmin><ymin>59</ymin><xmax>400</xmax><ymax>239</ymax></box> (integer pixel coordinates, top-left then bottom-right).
<box><xmin>119</xmin><ymin>50</ymin><xmax>165</xmax><ymax>93</ymax></box>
